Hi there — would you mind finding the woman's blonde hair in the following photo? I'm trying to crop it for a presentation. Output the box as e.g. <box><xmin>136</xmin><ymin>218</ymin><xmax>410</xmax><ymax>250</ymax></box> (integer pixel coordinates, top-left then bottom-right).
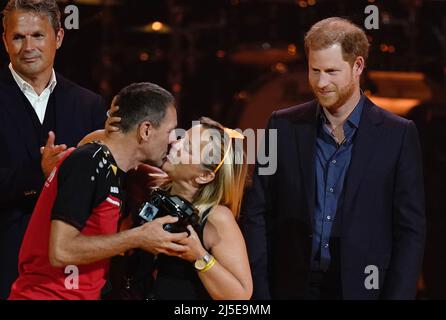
<box><xmin>163</xmin><ymin>117</ymin><xmax>247</xmax><ymax>221</ymax></box>
<box><xmin>194</xmin><ymin>117</ymin><xmax>247</xmax><ymax>220</ymax></box>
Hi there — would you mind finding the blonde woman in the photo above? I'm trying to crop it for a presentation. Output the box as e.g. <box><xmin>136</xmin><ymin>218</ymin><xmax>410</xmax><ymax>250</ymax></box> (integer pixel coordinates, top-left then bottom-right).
<box><xmin>149</xmin><ymin>117</ymin><xmax>252</xmax><ymax>300</ymax></box>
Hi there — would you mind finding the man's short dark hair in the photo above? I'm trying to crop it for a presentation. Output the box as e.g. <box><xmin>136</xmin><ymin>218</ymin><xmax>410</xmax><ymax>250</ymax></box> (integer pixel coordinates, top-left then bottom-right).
<box><xmin>113</xmin><ymin>82</ymin><xmax>175</xmax><ymax>133</ymax></box>
<box><xmin>2</xmin><ymin>0</ymin><xmax>61</xmax><ymax>34</ymax></box>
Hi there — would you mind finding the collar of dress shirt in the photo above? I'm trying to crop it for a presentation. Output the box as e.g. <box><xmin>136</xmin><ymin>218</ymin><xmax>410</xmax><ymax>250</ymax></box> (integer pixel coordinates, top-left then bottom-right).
<box><xmin>9</xmin><ymin>63</ymin><xmax>57</xmax><ymax>95</ymax></box>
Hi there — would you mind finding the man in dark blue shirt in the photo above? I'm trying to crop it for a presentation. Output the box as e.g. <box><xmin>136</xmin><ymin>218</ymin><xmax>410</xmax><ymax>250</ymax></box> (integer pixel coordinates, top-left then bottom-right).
<box><xmin>243</xmin><ymin>17</ymin><xmax>425</xmax><ymax>299</ymax></box>
<box><xmin>312</xmin><ymin>95</ymin><xmax>364</xmax><ymax>274</ymax></box>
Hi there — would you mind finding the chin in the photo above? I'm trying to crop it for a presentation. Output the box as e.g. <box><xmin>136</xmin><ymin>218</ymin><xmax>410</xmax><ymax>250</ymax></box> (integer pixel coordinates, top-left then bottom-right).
<box><xmin>18</xmin><ymin>65</ymin><xmax>43</xmax><ymax>77</ymax></box>
<box><xmin>318</xmin><ymin>93</ymin><xmax>344</xmax><ymax>109</ymax></box>
<box><xmin>161</xmin><ymin>160</ymin><xmax>172</xmax><ymax>173</ymax></box>
<box><xmin>319</xmin><ymin>99</ymin><xmax>337</xmax><ymax>109</ymax></box>
<box><xmin>140</xmin><ymin>158</ymin><xmax>159</xmax><ymax>168</ymax></box>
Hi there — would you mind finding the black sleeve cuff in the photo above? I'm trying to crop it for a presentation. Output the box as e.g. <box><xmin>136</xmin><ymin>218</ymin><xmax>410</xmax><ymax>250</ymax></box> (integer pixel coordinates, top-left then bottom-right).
<box><xmin>51</xmin><ymin>214</ymin><xmax>84</xmax><ymax>231</ymax></box>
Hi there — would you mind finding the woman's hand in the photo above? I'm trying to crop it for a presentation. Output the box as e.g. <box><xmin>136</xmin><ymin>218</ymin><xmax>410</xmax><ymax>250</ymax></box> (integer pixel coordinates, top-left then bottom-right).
<box><xmin>78</xmin><ymin>100</ymin><xmax>121</xmax><ymax>148</ymax></box>
<box><xmin>175</xmin><ymin>225</ymin><xmax>208</xmax><ymax>263</ymax></box>
<box><xmin>105</xmin><ymin>102</ymin><xmax>121</xmax><ymax>135</ymax></box>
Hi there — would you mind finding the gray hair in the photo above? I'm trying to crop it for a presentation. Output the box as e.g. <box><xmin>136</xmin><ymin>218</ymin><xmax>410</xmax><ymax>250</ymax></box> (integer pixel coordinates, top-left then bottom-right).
<box><xmin>2</xmin><ymin>0</ymin><xmax>61</xmax><ymax>34</ymax></box>
<box><xmin>113</xmin><ymin>82</ymin><xmax>175</xmax><ymax>133</ymax></box>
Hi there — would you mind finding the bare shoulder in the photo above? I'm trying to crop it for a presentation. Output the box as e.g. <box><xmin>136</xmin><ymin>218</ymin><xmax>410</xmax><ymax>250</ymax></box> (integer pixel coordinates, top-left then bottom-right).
<box><xmin>203</xmin><ymin>205</ymin><xmax>240</xmax><ymax>250</ymax></box>
<box><xmin>207</xmin><ymin>205</ymin><xmax>237</xmax><ymax>226</ymax></box>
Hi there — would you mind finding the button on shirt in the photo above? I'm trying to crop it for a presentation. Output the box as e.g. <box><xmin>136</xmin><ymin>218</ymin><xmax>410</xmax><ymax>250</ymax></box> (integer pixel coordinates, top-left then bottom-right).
<box><xmin>9</xmin><ymin>63</ymin><xmax>57</xmax><ymax>124</ymax></box>
<box><xmin>311</xmin><ymin>95</ymin><xmax>364</xmax><ymax>272</ymax></box>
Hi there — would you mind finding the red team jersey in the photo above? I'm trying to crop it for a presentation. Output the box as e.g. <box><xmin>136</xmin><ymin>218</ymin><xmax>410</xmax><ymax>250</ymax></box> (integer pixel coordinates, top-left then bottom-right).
<box><xmin>9</xmin><ymin>143</ymin><xmax>124</xmax><ymax>300</ymax></box>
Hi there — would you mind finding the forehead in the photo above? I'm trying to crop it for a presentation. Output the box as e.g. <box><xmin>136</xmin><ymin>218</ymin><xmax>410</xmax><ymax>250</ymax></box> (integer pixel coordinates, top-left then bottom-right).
<box><xmin>184</xmin><ymin>125</ymin><xmax>202</xmax><ymax>140</ymax></box>
<box><xmin>308</xmin><ymin>44</ymin><xmax>349</xmax><ymax>68</ymax></box>
<box><xmin>162</xmin><ymin>105</ymin><xmax>177</xmax><ymax>127</ymax></box>
<box><xmin>5</xmin><ymin>10</ymin><xmax>52</xmax><ymax>31</ymax></box>
<box><xmin>185</xmin><ymin>125</ymin><xmax>224</xmax><ymax>147</ymax></box>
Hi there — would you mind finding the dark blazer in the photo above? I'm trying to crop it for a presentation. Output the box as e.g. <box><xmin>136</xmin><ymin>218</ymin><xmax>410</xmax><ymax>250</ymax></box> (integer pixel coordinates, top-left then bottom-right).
<box><xmin>242</xmin><ymin>97</ymin><xmax>426</xmax><ymax>300</ymax></box>
<box><xmin>0</xmin><ymin>69</ymin><xmax>106</xmax><ymax>298</ymax></box>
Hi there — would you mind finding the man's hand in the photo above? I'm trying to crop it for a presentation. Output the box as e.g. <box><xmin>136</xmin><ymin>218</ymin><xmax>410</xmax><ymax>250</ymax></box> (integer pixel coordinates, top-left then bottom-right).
<box><xmin>136</xmin><ymin>215</ymin><xmax>189</xmax><ymax>255</ymax></box>
<box><xmin>105</xmin><ymin>102</ymin><xmax>121</xmax><ymax>135</ymax></box>
<box><xmin>175</xmin><ymin>225</ymin><xmax>207</xmax><ymax>263</ymax></box>
<box><xmin>40</xmin><ymin>131</ymin><xmax>75</xmax><ymax>178</ymax></box>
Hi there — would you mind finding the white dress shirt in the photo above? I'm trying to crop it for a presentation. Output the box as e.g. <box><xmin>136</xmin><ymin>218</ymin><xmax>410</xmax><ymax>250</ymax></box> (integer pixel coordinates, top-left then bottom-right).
<box><xmin>9</xmin><ymin>63</ymin><xmax>57</xmax><ymax>124</ymax></box>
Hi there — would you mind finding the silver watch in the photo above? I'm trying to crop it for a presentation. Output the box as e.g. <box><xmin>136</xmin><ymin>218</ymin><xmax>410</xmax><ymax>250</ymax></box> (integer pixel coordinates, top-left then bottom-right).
<box><xmin>194</xmin><ymin>252</ymin><xmax>213</xmax><ymax>271</ymax></box>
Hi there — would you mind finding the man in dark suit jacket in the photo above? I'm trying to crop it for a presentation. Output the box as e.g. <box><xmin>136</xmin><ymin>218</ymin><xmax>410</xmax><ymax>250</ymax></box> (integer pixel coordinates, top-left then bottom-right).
<box><xmin>242</xmin><ymin>17</ymin><xmax>425</xmax><ymax>299</ymax></box>
<box><xmin>0</xmin><ymin>0</ymin><xmax>106</xmax><ymax>298</ymax></box>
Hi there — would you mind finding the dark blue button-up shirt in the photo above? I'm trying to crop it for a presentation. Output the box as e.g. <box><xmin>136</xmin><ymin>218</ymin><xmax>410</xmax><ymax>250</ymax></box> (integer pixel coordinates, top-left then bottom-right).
<box><xmin>311</xmin><ymin>95</ymin><xmax>364</xmax><ymax>272</ymax></box>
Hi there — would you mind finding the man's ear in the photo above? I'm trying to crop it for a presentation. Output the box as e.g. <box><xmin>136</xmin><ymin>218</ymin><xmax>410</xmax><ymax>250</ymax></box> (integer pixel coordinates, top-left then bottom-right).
<box><xmin>138</xmin><ymin>121</ymin><xmax>153</xmax><ymax>142</ymax></box>
<box><xmin>56</xmin><ymin>28</ymin><xmax>64</xmax><ymax>50</ymax></box>
<box><xmin>195</xmin><ymin>170</ymin><xmax>215</xmax><ymax>185</ymax></box>
<box><xmin>353</xmin><ymin>56</ymin><xmax>365</xmax><ymax>77</ymax></box>
<box><xmin>3</xmin><ymin>32</ymin><xmax>9</xmax><ymax>54</ymax></box>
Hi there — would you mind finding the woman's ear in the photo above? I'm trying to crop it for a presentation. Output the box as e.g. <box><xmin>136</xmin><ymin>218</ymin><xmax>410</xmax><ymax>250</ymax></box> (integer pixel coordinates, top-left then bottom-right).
<box><xmin>195</xmin><ymin>170</ymin><xmax>215</xmax><ymax>185</ymax></box>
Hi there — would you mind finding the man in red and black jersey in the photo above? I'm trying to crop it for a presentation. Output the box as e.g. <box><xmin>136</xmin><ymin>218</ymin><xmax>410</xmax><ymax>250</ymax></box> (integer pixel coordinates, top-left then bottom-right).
<box><xmin>9</xmin><ymin>82</ymin><xmax>188</xmax><ymax>300</ymax></box>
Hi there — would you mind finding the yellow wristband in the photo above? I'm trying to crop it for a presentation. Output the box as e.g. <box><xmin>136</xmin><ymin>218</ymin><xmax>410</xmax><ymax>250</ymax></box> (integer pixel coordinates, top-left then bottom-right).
<box><xmin>199</xmin><ymin>256</ymin><xmax>216</xmax><ymax>273</ymax></box>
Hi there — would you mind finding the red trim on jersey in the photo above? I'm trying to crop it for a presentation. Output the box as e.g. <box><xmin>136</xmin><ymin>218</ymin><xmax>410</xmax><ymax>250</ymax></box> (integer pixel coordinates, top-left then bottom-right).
<box><xmin>9</xmin><ymin>151</ymin><xmax>121</xmax><ymax>300</ymax></box>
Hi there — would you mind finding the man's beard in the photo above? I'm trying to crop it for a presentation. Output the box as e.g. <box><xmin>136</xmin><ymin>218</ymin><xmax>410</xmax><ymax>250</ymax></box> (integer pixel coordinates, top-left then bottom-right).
<box><xmin>313</xmin><ymin>78</ymin><xmax>356</xmax><ymax>110</ymax></box>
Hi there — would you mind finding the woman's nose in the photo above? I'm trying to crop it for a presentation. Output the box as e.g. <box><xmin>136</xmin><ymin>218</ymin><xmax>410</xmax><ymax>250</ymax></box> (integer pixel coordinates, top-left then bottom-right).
<box><xmin>170</xmin><ymin>139</ymin><xmax>181</xmax><ymax>151</ymax></box>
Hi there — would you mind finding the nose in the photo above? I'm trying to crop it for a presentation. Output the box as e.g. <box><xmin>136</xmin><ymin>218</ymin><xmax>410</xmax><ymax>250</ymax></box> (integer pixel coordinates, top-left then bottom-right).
<box><xmin>169</xmin><ymin>139</ymin><xmax>181</xmax><ymax>152</ymax></box>
<box><xmin>23</xmin><ymin>36</ymin><xmax>34</xmax><ymax>52</ymax></box>
<box><xmin>316</xmin><ymin>73</ymin><xmax>330</xmax><ymax>89</ymax></box>
<box><xmin>168</xmin><ymin>133</ymin><xmax>176</xmax><ymax>146</ymax></box>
